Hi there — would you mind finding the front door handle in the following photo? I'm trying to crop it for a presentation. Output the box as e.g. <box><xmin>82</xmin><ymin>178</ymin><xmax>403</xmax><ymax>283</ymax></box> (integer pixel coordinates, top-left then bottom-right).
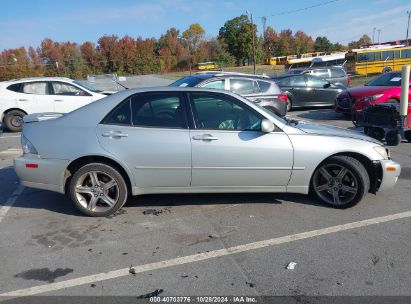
<box><xmin>18</xmin><ymin>99</ymin><xmax>28</xmax><ymax>101</ymax></box>
<box><xmin>192</xmin><ymin>134</ymin><xmax>218</xmax><ymax>141</ymax></box>
<box><xmin>54</xmin><ymin>99</ymin><xmax>64</xmax><ymax>102</ymax></box>
<box><xmin>102</xmin><ymin>131</ymin><xmax>128</xmax><ymax>138</ymax></box>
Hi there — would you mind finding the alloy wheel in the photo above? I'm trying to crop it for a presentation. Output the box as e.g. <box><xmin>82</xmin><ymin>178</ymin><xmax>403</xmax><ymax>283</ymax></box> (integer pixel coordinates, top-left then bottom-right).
<box><xmin>312</xmin><ymin>164</ymin><xmax>358</xmax><ymax>206</ymax></box>
<box><xmin>74</xmin><ymin>170</ymin><xmax>119</xmax><ymax>212</ymax></box>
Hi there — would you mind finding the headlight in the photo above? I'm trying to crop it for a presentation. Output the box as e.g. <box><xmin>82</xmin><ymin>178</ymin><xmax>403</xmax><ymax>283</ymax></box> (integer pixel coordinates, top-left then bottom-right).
<box><xmin>362</xmin><ymin>94</ymin><xmax>383</xmax><ymax>102</ymax></box>
<box><xmin>21</xmin><ymin>135</ymin><xmax>38</xmax><ymax>155</ymax></box>
<box><xmin>374</xmin><ymin>146</ymin><xmax>389</xmax><ymax>159</ymax></box>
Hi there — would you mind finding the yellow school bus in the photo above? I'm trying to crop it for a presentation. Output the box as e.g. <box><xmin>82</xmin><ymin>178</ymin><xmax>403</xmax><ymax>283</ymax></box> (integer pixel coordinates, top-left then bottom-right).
<box><xmin>268</xmin><ymin>56</ymin><xmax>287</xmax><ymax>65</ymax></box>
<box><xmin>345</xmin><ymin>45</ymin><xmax>411</xmax><ymax>75</ymax></box>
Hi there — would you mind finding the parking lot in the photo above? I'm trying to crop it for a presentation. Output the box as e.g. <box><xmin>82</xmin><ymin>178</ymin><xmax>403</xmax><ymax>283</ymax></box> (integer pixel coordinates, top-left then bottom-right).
<box><xmin>0</xmin><ymin>109</ymin><xmax>410</xmax><ymax>299</ymax></box>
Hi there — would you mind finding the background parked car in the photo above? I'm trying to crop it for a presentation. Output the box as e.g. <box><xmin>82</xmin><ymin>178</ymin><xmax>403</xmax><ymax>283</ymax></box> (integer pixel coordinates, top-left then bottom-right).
<box><xmin>0</xmin><ymin>77</ymin><xmax>106</xmax><ymax>132</ymax></box>
<box><xmin>272</xmin><ymin>74</ymin><xmax>346</xmax><ymax>110</ymax></box>
<box><xmin>169</xmin><ymin>73</ymin><xmax>289</xmax><ymax>116</ymax></box>
<box><xmin>335</xmin><ymin>71</ymin><xmax>411</xmax><ymax>115</ymax></box>
<box><xmin>285</xmin><ymin>66</ymin><xmax>350</xmax><ymax>86</ymax></box>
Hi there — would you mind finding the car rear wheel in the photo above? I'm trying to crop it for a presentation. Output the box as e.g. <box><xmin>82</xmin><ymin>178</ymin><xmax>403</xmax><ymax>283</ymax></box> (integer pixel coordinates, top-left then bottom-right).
<box><xmin>385</xmin><ymin>130</ymin><xmax>401</xmax><ymax>146</ymax></box>
<box><xmin>69</xmin><ymin>163</ymin><xmax>128</xmax><ymax>217</ymax></box>
<box><xmin>311</xmin><ymin>156</ymin><xmax>369</xmax><ymax>208</ymax></box>
<box><xmin>4</xmin><ymin>110</ymin><xmax>25</xmax><ymax>132</ymax></box>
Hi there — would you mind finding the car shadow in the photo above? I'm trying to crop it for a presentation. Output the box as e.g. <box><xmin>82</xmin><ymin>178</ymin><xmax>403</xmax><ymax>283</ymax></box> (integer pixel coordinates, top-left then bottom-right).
<box><xmin>11</xmin><ymin>186</ymin><xmax>330</xmax><ymax>217</ymax></box>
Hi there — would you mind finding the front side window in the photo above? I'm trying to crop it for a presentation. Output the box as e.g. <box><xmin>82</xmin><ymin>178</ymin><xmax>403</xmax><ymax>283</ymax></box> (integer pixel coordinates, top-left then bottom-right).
<box><xmin>229</xmin><ymin>79</ymin><xmax>258</xmax><ymax>95</ymax></box>
<box><xmin>52</xmin><ymin>82</ymin><xmax>89</xmax><ymax>96</ymax></box>
<box><xmin>131</xmin><ymin>93</ymin><xmax>186</xmax><ymax>128</ymax></box>
<box><xmin>189</xmin><ymin>93</ymin><xmax>262</xmax><ymax>131</ymax></box>
<box><xmin>201</xmin><ymin>80</ymin><xmax>225</xmax><ymax>90</ymax></box>
<box><xmin>289</xmin><ymin>76</ymin><xmax>306</xmax><ymax>87</ymax></box>
<box><xmin>22</xmin><ymin>82</ymin><xmax>48</xmax><ymax>95</ymax></box>
<box><xmin>305</xmin><ymin>76</ymin><xmax>328</xmax><ymax>88</ymax></box>
<box><xmin>312</xmin><ymin>69</ymin><xmax>329</xmax><ymax>77</ymax></box>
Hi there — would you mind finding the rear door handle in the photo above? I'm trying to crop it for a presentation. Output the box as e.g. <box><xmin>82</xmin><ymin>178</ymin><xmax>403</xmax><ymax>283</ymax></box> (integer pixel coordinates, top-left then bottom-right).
<box><xmin>192</xmin><ymin>134</ymin><xmax>218</xmax><ymax>141</ymax></box>
<box><xmin>102</xmin><ymin>131</ymin><xmax>128</xmax><ymax>138</ymax></box>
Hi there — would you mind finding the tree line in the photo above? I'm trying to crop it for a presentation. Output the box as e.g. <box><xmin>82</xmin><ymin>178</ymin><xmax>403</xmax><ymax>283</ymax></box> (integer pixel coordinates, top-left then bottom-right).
<box><xmin>0</xmin><ymin>14</ymin><xmax>371</xmax><ymax>80</ymax></box>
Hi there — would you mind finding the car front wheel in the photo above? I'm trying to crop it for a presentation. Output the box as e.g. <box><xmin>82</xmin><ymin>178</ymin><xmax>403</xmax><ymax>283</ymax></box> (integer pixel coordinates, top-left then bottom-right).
<box><xmin>311</xmin><ymin>155</ymin><xmax>369</xmax><ymax>208</ymax></box>
<box><xmin>69</xmin><ymin>163</ymin><xmax>128</xmax><ymax>217</ymax></box>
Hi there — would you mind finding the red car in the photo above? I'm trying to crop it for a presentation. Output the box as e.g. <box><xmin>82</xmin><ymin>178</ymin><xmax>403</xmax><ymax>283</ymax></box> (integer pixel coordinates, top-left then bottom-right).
<box><xmin>335</xmin><ymin>71</ymin><xmax>411</xmax><ymax>114</ymax></box>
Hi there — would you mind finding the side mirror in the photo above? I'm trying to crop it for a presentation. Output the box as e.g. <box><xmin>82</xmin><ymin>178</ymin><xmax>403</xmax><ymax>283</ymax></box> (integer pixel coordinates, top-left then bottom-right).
<box><xmin>323</xmin><ymin>82</ymin><xmax>331</xmax><ymax>88</ymax></box>
<box><xmin>261</xmin><ymin>119</ymin><xmax>275</xmax><ymax>133</ymax></box>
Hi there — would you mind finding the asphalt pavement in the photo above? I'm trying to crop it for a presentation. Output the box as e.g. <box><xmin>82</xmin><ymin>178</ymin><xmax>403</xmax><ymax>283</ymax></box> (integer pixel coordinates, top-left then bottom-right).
<box><xmin>0</xmin><ymin>109</ymin><xmax>410</xmax><ymax>301</ymax></box>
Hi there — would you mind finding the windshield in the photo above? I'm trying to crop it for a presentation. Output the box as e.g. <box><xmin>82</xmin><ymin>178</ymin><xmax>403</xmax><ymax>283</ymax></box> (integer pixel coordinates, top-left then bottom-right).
<box><xmin>73</xmin><ymin>80</ymin><xmax>102</xmax><ymax>93</ymax></box>
<box><xmin>169</xmin><ymin>76</ymin><xmax>203</xmax><ymax>87</ymax></box>
<box><xmin>365</xmin><ymin>72</ymin><xmax>406</xmax><ymax>87</ymax></box>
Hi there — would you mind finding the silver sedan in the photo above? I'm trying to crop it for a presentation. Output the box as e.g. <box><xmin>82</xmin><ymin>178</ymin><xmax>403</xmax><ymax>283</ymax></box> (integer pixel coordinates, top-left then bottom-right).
<box><xmin>14</xmin><ymin>87</ymin><xmax>401</xmax><ymax>216</ymax></box>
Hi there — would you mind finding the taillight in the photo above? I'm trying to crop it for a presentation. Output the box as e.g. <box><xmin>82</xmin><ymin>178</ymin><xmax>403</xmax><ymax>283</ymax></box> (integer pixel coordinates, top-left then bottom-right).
<box><xmin>347</xmin><ymin>76</ymin><xmax>351</xmax><ymax>87</ymax></box>
<box><xmin>277</xmin><ymin>94</ymin><xmax>289</xmax><ymax>102</ymax></box>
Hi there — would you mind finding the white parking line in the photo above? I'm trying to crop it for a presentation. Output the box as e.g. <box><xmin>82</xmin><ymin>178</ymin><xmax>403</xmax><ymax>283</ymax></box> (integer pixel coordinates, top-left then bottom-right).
<box><xmin>0</xmin><ymin>185</ymin><xmax>24</xmax><ymax>224</ymax></box>
<box><xmin>1</xmin><ymin>210</ymin><xmax>410</xmax><ymax>297</ymax></box>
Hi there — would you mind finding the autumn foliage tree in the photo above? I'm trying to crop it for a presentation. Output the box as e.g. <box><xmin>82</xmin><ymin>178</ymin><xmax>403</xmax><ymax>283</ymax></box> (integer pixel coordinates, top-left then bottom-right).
<box><xmin>0</xmin><ymin>16</ymin><xmax>350</xmax><ymax>81</ymax></box>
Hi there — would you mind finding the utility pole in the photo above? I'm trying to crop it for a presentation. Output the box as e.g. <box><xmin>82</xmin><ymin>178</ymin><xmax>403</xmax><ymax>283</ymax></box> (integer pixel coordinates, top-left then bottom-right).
<box><xmin>262</xmin><ymin>16</ymin><xmax>267</xmax><ymax>35</ymax></box>
<box><xmin>248</xmin><ymin>14</ymin><xmax>256</xmax><ymax>74</ymax></box>
<box><xmin>377</xmin><ymin>29</ymin><xmax>381</xmax><ymax>43</ymax></box>
<box><xmin>406</xmin><ymin>10</ymin><xmax>411</xmax><ymax>46</ymax></box>
<box><xmin>372</xmin><ymin>27</ymin><xmax>376</xmax><ymax>44</ymax></box>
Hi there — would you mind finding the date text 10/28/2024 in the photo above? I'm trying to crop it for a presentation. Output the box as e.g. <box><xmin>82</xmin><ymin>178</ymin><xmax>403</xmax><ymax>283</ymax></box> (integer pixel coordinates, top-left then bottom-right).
<box><xmin>149</xmin><ymin>296</ymin><xmax>257</xmax><ymax>303</ymax></box>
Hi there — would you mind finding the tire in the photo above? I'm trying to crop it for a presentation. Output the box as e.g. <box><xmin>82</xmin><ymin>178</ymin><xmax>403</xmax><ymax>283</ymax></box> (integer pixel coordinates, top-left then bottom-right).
<box><xmin>69</xmin><ymin>163</ymin><xmax>128</xmax><ymax>217</ymax></box>
<box><xmin>4</xmin><ymin>110</ymin><xmax>25</xmax><ymax>132</ymax></box>
<box><xmin>286</xmin><ymin>99</ymin><xmax>292</xmax><ymax>112</ymax></box>
<box><xmin>310</xmin><ymin>155</ymin><xmax>370</xmax><ymax>209</ymax></box>
<box><xmin>405</xmin><ymin>130</ymin><xmax>411</xmax><ymax>143</ymax></box>
<box><xmin>385</xmin><ymin>130</ymin><xmax>401</xmax><ymax>146</ymax></box>
<box><xmin>382</xmin><ymin>67</ymin><xmax>392</xmax><ymax>73</ymax></box>
<box><xmin>367</xmin><ymin>127</ymin><xmax>385</xmax><ymax>141</ymax></box>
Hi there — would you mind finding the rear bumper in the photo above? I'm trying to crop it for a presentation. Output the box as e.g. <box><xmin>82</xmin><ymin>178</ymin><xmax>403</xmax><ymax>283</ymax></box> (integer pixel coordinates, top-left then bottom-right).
<box><xmin>14</xmin><ymin>155</ymin><xmax>69</xmax><ymax>194</ymax></box>
<box><xmin>378</xmin><ymin>159</ymin><xmax>401</xmax><ymax>192</ymax></box>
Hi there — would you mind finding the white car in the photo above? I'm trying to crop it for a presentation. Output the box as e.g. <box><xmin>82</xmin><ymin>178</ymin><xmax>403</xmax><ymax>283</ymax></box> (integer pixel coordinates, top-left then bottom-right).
<box><xmin>0</xmin><ymin>77</ymin><xmax>107</xmax><ymax>132</ymax></box>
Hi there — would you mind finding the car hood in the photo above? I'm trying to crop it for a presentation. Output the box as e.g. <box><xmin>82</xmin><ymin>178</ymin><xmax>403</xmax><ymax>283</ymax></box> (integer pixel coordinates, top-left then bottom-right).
<box><xmin>294</xmin><ymin>120</ymin><xmax>382</xmax><ymax>144</ymax></box>
<box><xmin>347</xmin><ymin>85</ymin><xmax>393</xmax><ymax>97</ymax></box>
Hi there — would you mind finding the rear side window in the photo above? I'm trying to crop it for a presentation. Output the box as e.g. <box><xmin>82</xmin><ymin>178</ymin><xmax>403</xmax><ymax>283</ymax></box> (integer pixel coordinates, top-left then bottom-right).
<box><xmin>257</xmin><ymin>81</ymin><xmax>272</xmax><ymax>93</ymax></box>
<box><xmin>103</xmin><ymin>100</ymin><xmax>132</xmax><ymax>126</ymax></box>
<box><xmin>131</xmin><ymin>93</ymin><xmax>186</xmax><ymax>128</ymax></box>
<box><xmin>6</xmin><ymin>83</ymin><xmax>22</xmax><ymax>92</ymax></box>
<box><xmin>22</xmin><ymin>82</ymin><xmax>48</xmax><ymax>95</ymax></box>
<box><xmin>330</xmin><ymin>69</ymin><xmax>346</xmax><ymax>77</ymax></box>
<box><xmin>201</xmin><ymin>80</ymin><xmax>225</xmax><ymax>90</ymax></box>
<box><xmin>230</xmin><ymin>79</ymin><xmax>258</xmax><ymax>95</ymax></box>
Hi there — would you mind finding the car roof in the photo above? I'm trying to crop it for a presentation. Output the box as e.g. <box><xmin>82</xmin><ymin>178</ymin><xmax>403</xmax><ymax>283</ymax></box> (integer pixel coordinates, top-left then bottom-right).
<box><xmin>186</xmin><ymin>73</ymin><xmax>271</xmax><ymax>81</ymax></box>
<box><xmin>2</xmin><ymin>77</ymin><xmax>73</xmax><ymax>84</ymax></box>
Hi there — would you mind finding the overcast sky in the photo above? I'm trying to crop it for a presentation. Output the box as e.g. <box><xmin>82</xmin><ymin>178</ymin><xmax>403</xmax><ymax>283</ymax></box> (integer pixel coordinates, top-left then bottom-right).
<box><xmin>0</xmin><ymin>0</ymin><xmax>409</xmax><ymax>50</ymax></box>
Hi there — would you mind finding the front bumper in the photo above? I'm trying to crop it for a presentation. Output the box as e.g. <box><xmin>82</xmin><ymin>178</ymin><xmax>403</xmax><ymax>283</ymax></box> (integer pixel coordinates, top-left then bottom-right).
<box><xmin>378</xmin><ymin>159</ymin><xmax>401</xmax><ymax>191</ymax></box>
<box><xmin>14</xmin><ymin>155</ymin><xmax>69</xmax><ymax>194</ymax></box>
